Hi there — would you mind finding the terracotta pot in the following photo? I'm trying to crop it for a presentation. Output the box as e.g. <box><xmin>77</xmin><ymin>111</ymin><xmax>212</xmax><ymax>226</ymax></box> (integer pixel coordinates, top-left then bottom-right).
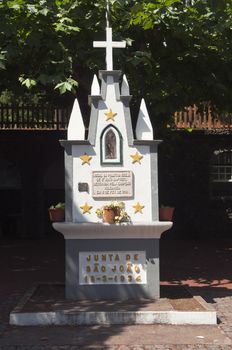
<box><xmin>159</xmin><ymin>207</ymin><xmax>174</xmax><ymax>221</ymax></box>
<box><xmin>48</xmin><ymin>208</ymin><xmax>65</xmax><ymax>222</ymax></box>
<box><xmin>102</xmin><ymin>208</ymin><xmax>115</xmax><ymax>224</ymax></box>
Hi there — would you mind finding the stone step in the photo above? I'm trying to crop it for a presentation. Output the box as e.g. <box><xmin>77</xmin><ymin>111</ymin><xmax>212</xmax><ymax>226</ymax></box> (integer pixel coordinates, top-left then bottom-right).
<box><xmin>9</xmin><ymin>283</ymin><xmax>217</xmax><ymax>326</ymax></box>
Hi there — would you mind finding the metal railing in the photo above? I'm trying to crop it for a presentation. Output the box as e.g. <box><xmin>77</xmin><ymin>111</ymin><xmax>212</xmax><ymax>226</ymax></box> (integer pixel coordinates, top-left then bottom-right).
<box><xmin>0</xmin><ymin>104</ymin><xmax>71</xmax><ymax>130</ymax></box>
<box><xmin>173</xmin><ymin>105</ymin><xmax>232</xmax><ymax>130</ymax></box>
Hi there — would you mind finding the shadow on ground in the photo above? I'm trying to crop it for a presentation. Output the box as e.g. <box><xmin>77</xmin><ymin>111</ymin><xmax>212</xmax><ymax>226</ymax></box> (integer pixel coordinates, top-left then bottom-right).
<box><xmin>160</xmin><ymin>238</ymin><xmax>232</xmax><ymax>290</ymax></box>
<box><xmin>0</xmin><ymin>236</ymin><xmax>232</xmax><ymax>348</ymax></box>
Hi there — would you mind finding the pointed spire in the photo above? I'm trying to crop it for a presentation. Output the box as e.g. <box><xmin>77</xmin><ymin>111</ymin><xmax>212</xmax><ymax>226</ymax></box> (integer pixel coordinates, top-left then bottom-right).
<box><xmin>68</xmin><ymin>98</ymin><xmax>85</xmax><ymax>140</ymax></box>
<box><xmin>135</xmin><ymin>99</ymin><xmax>153</xmax><ymax>140</ymax></box>
<box><xmin>91</xmin><ymin>75</ymin><xmax>100</xmax><ymax>95</ymax></box>
<box><xmin>121</xmin><ymin>75</ymin><xmax>130</xmax><ymax>96</ymax></box>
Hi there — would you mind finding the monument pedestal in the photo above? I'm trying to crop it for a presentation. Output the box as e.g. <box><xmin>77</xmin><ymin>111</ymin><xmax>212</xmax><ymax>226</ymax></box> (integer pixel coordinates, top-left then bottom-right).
<box><xmin>53</xmin><ymin>222</ymin><xmax>172</xmax><ymax>300</ymax></box>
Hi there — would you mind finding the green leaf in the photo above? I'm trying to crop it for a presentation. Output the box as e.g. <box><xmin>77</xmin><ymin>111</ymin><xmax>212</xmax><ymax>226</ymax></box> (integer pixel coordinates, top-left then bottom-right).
<box><xmin>54</xmin><ymin>22</ymin><xmax>80</xmax><ymax>33</ymax></box>
<box><xmin>67</xmin><ymin>77</ymin><xmax>78</xmax><ymax>87</ymax></box>
<box><xmin>0</xmin><ymin>61</ymin><xmax>6</xmax><ymax>70</ymax></box>
<box><xmin>26</xmin><ymin>4</ymin><xmax>38</xmax><ymax>14</ymax></box>
<box><xmin>6</xmin><ymin>1</ymin><xmax>22</xmax><ymax>10</ymax></box>
<box><xmin>19</xmin><ymin>77</ymin><xmax>37</xmax><ymax>89</ymax></box>
<box><xmin>54</xmin><ymin>81</ymin><xmax>71</xmax><ymax>94</ymax></box>
<box><xmin>39</xmin><ymin>8</ymin><xmax>49</xmax><ymax>16</ymax></box>
<box><xmin>0</xmin><ymin>51</ymin><xmax>6</xmax><ymax>70</ymax></box>
<box><xmin>55</xmin><ymin>77</ymin><xmax>78</xmax><ymax>94</ymax></box>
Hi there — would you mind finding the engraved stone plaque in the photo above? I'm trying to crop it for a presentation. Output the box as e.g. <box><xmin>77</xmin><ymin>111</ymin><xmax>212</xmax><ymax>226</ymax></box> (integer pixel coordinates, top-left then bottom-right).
<box><xmin>92</xmin><ymin>171</ymin><xmax>133</xmax><ymax>198</ymax></box>
<box><xmin>79</xmin><ymin>251</ymin><xmax>147</xmax><ymax>285</ymax></box>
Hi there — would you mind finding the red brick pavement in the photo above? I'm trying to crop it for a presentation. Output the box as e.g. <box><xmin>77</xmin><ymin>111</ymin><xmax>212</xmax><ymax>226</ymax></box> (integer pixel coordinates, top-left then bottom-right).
<box><xmin>0</xmin><ymin>236</ymin><xmax>232</xmax><ymax>349</ymax></box>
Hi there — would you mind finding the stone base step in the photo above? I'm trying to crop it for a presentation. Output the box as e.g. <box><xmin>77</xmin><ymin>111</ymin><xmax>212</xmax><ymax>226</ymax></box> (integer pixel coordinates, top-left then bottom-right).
<box><xmin>9</xmin><ymin>283</ymin><xmax>217</xmax><ymax>326</ymax></box>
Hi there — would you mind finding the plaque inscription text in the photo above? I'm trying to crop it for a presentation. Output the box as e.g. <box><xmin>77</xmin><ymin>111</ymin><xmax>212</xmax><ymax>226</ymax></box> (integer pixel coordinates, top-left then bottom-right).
<box><xmin>92</xmin><ymin>171</ymin><xmax>133</xmax><ymax>198</ymax></box>
<box><xmin>79</xmin><ymin>251</ymin><xmax>147</xmax><ymax>285</ymax></box>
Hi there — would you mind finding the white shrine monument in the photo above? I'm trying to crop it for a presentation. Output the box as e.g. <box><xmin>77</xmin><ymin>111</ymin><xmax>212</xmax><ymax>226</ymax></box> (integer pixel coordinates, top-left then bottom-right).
<box><xmin>53</xmin><ymin>22</ymin><xmax>172</xmax><ymax>300</ymax></box>
<box><xmin>9</xmin><ymin>14</ymin><xmax>218</xmax><ymax>328</ymax></box>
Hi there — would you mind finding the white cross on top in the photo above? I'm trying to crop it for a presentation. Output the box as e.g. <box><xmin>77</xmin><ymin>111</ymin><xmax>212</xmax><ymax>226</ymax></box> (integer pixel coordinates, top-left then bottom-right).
<box><xmin>93</xmin><ymin>27</ymin><xmax>126</xmax><ymax>71</ymax></box>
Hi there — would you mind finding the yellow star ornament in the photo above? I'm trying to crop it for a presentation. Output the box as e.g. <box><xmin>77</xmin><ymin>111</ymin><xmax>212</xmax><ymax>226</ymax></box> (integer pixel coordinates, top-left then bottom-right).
<box><xmin>80</xmin><ymin>203</ymin><xmax>92</xmax><ymax>214</ymax></box>
<box><xmin>133</xmin><ymin>202</ymin><xmax>145</xmax><ymax>214</ymax></box>
<box><xmin>130</xmin><ymin>152</ymin><xmax>143</xmax><ymax>164</ymax></box>
<box><xmin>80</xmin><ymin>153</ymin><xmax>92</xmax><ymax>165</ymax></box>
<box><xmin>104</xmin><ymin>108</ymin><xmax>117</xmax><ymax>121</ymax></box>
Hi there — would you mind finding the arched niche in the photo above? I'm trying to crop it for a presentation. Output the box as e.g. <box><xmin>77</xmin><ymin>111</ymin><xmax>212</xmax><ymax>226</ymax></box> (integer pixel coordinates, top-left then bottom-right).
<box><xmin>100</xmin><ymin>125</ymin><xmax>123</xmax><ymax>165</ymax></box>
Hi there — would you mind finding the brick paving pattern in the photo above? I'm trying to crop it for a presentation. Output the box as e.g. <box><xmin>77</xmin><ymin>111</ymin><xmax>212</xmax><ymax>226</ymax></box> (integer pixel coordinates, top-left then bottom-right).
<box><xmin>0</xmin><ymin>237</ymin><xmax>232</xmax><ymax>350</ymax></box>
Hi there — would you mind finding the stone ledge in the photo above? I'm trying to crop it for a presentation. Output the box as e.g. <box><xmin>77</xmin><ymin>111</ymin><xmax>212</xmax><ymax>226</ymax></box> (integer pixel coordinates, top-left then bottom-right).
<box><xmin>9</xmin><ymin>283</ymin><xmax>217</xmax><ymax>326</ymax></box>
<box><xmin>53</xmin><ymin>221</ymin><xmax>173</xmax><ymax>239</ymax></box>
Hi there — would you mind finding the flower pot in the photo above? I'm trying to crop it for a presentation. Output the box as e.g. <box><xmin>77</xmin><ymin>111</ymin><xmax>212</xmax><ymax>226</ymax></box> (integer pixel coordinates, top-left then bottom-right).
<box><xmin>102</xmin><ymin>208</ymin><xmax>115</xmax><ymax>224</ymax></box>
<box><xmin>48</xmin><ymin>208</ymin><xmax>65</xmax><ymax>222</ymax></box>
<box><xmin>159</xmin><ymin>207</ymin><xmax>174</xmax><ymax>221</ymax></box>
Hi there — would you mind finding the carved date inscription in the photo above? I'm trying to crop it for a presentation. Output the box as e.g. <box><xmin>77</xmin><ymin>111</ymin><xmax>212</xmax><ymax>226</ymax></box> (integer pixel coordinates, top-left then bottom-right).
<box><xmin>79</xmin><ymin>251</ymin><xmax>147</xmax><ymax>285</ymax></box>
<box><xmin>92</xmin><ymin>171</ymin><xmax>133</xmax><ymax>198</ymax></box>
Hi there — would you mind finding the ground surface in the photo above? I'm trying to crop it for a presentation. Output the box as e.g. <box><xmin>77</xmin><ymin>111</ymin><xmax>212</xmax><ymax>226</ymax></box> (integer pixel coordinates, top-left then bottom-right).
<box><xmin>15</xmin><ymin>284</ymin><xmax>206</xmax><ymax>312</ymax></box>
<box><xmin>1</xmin><ymin>235</ymin><xmax>232</xmax><ymax>349</ymax></box>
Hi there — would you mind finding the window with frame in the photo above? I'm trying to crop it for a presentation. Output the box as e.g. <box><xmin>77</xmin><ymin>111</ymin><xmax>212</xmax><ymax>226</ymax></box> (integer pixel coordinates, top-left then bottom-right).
<box><xmin>211</xmin><ymin>150</ymin><xmax>232</xmax><ymax>183</ymax></box>
<box><xmin>210</xmin><ymin>149</ymin><xmax>232</xmax><ymax>199</ymax></box>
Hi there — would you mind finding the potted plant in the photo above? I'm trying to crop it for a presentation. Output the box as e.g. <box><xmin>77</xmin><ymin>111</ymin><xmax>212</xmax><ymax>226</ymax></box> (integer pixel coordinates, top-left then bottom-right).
<box><xmin>48</xmin><ymin>202</ymin><xmax>65</xmax><ymax>222</ymax></box>
<box><xmin>159</xmin><ymin>205</ymin><xmax>175</xmax><ymax>221</ymax></box>
<box><xmin>96</xmin><ymin>201</ymin><xmax>130</xmax><ymax>224</ymax></box>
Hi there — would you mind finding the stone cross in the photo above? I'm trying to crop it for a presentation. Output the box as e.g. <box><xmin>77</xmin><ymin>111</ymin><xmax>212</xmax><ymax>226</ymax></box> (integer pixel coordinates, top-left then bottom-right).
<box><xmin>93</xmin><ymin>27</ymin><xmax>126</xmax><ymax>70</ymax></box>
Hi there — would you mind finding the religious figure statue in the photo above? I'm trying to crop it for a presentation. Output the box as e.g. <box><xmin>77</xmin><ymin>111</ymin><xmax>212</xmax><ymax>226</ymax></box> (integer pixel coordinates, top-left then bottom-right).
<box><xmin>105</xmin><ymin>129</ymin><xmax>116</xmax><ymax>159</ymax></box>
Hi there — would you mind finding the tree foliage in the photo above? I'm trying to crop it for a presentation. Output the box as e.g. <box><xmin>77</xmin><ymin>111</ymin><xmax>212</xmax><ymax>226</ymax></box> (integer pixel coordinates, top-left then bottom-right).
<box><xmin>0</xmin><ymin>0</ymin><xmax>108</xmax><ymax>103</ymax></box>
<box><xmin>0</xmin><ymin>0</ymin><xmax>232</xmax><ymax>121</ymax></box>
<box><xmin>127</xmin><ymin>0</ymin><xmax>232</xmax><ymax>120</ymax></box>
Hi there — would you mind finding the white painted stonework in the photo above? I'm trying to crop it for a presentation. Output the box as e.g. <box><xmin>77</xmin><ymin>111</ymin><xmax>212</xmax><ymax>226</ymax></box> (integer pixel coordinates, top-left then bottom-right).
<box><xmin>121</xmin><ymin>74</ymin><xmax>130</xmax><ymax>95</ymax></box>
<box><xmin>57</xmin><ymin>24</ymin><xmax>169</xmax><ymax>232</ymax></box>
<box><xmin>91</xmin><ymin>75</ymin><xmax>100</xmax><ymax>95</ymax></box>
<box><xmin>67</xmin><ymin>99</ymin><xmax>85</xmax><ymax>141</ymax></box>
<box><xmin>136</xmin><ymin>99</ymin><xmax>154</xmax><ymax>141</ymax></box>
<box><xmin>71</xmin><ymin>72</ymin><xmax>155</xmax><ymax>223</ymax></box>
<box><xmin>93</xmin><ymin>27</ymin><xmax>126</xmax><ymax>70</ymax></box>
<box><xmin>72</xmin><ymin>149</ymin><xmax>152</xmax><ymax>222</ymax></box>
<box><xmin>53</xmin><ymin>222</ymin><xmax>172</xmax><ymax>239</ymax></box>
<box><xmin>10</xmin><ymin>282</ymin><xmax>217</xmax><ymax>325</ymax></box>
<box><xmin>10</xmin><ymin>309</ymin><xmax>217</xmax><ymax>326</ymax></box>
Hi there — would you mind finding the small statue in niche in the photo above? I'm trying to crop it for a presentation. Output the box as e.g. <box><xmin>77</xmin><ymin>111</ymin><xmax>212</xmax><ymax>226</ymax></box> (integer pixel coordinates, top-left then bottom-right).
<box><xmin>105</xmin><ymin>129</ymin><xmax>117</xmax><ymax>159</ymax></box>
